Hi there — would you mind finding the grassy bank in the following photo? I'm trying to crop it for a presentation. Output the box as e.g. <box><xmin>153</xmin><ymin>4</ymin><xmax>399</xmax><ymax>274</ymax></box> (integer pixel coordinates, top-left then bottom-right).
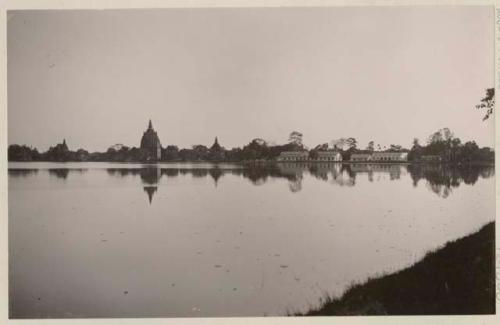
<box><xmin>299</xmin><ymin>222</ymin><xmax>495</xmax><ymax>316</ymax></box>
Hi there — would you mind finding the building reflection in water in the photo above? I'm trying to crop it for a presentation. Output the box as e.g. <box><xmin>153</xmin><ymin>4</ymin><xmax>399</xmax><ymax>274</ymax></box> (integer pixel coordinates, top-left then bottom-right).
<box><xmin>208</xmin><ymin>168</ymin><xmax>223</xmax><ymax>187</ymax></box>
<box><xmin>278</xmin><ymin>162</ymin><xmax>355</xmax><ymax>190</ymax></box>
<box><xmin>141</xmin><ymin>168</ymin><xmax>160</xmax><ymax>204</ymax></box>
<box><xmin>106</xmin><ymin>168</ymin><xmax>161</xmax><ymax>203</ymax></box>
<box><xmin>136</xmin><ymin>164</ymin><xmax>493</xmax><ymax>200</ymax></box>
<box><xmin>8</xmin><ymin>163</ymin><xmax>494</xmax><ymax>202</ymax></box>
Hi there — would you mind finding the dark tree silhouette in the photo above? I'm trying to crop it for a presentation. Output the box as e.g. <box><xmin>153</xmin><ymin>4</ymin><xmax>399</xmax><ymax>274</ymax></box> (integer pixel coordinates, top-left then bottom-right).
<box><xmin>366</xmin><ymin>141</ymin><xmax>374</xmax><ymax>152</ymax></box>
<box><xmin>475</xmin><ymin>88</ymin><xmax>494</xmax><ymax>121</ymax></box>
<box><xmin>288</xmin><ymin>131</ymin><xmax>304</xmax><ymax>148</ymax></box>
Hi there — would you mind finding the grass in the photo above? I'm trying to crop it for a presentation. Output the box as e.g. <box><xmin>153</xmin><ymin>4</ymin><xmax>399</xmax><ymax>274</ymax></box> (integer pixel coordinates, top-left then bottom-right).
<box><xmin>297</xmin><ymin>222</ymin><xmax>495</xmax><ymax>316</ymax></box>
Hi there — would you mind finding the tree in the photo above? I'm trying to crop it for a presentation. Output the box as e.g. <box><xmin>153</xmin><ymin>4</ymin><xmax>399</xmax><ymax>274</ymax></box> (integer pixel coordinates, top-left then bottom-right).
<box><xmin>74</xmin><ymin>149</ymin><xmax>89</xmax><ymax>161</ymax></box>
<box><xmin>428</xmin><ymin>131</ymin><xmax>444</xmax><ymax>144</ymax></box>
<box><xmin>475</xmin><ymin>88</ymin><xmax>494</xmax><ymax>121</ymax></box>
<box><xmin>240</xmin><ymin>138</ymin><xmax>270</xmax><ymax>161</ymax></box>
<box><xmin>451</xmin><ymin>138</ymin><xmax>461</xmax><ymax>148</ymax></box>
<box><xmin>252</xmin><ymin>138</ymin><xmax>267</xmax><ymax>146</ymax></box>
<box><xmin>366</xmin><ymin>141</ymin><xmax>374</xmax><ymax>152</ymax></box>
<box><xmin>162</xmin><ymin>145</ymin><xmax>179</xmax><ymax>161</ymax></box>
<box><xmin>442</xmin><ymin>128</ymin><xmax>454</xmax><ymax>141</ymax></box>
<box><xmin>461</xmin><ymin>141</ymin><xmax>480</xmax><ymax>162</ymax></box>
<box><xmin>330</xmin><ymin>138</ymin><xmax>347</xmax><ymax>150</ymax></box>
<box><xmin>8</xmin><ymin>145</ymin><xmax>40</xmax><ymax>161</ymax></box>
<box><xmin>288</xmin><ymin>131</ymin><xmax>303</xmax><ymax>148</ymax></box>
<box><xmin>178</xmin><ymin>148</ymin><xmax>196</xmax><ymax>161</ymax></box>
<box><xmin>408</xmin><ymin>138</ymin><xmax>422</xmax><ymax>161</ymax></box>
<box><xmin>389</xmin><ymin>144</ymin><xmax>403</xmax><ymax>152</ymax></box>
<box><xmin>309</xmin><ymin>149</ymin><xmax>319</xmax><ymax>160</ymax></box>
<box><xmin>314</xmin><ymin>143</ymin><xmax>329</xmax><ymax>151</ymax></box>
<box><xmin>192</xmin><ymin>145</ymin><xmax>209</xmax><ymax>160</ymax></box>
<box><xmin>408</xmin><ymin>127</ymin><xmax>494</xmax><ymax>163</ymax></box>
<box><xmin>346</xmin><ymin>137</ymin><xmax>357</xmax><ymax>151</ymax></box>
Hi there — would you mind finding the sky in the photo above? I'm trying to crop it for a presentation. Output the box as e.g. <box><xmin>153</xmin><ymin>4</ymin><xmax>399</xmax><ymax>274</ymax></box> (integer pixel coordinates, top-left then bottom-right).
<box><xmin>7</xmin><ymin>6</ymin><xmax>495</xmax><ymax>152</ymax></box>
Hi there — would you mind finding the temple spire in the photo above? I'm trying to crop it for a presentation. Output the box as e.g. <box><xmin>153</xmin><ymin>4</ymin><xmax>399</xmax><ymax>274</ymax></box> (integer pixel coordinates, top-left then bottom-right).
<box><xmin>140</xmin><ymin>119</ymin><xmax>162</xmax><ymax>161</ymax></box>
<box><xmin>211</xmin><ymin>136</ymin><xmax>222</xmax><ymax>151</ymax></box>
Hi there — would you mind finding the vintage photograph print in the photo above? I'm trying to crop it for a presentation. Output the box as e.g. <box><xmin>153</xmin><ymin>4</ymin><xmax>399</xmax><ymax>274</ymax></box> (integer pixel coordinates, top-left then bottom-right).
<box><xmin>7</xmin><ymin>6</ymin><xmax>496</xmax><ymax>319</ymax></box>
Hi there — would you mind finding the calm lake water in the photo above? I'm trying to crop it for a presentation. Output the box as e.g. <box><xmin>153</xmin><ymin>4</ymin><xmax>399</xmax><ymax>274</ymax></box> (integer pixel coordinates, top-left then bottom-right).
<box><xmin>8</xmin><ymin>162</ymin><xmax>495</xmax><ymax>318</ymax></box>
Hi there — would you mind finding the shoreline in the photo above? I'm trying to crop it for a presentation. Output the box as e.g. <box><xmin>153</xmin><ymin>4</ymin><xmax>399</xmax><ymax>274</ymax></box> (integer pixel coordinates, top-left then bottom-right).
<box><xmin>7</xmin><ymin>160</ymin><xmax>495</xmax><ymax>167</ymax></box>
<box><xmin>297</xmin><ymin>221</ymin><xmax>496</xmax><ymax>316</ymax></box>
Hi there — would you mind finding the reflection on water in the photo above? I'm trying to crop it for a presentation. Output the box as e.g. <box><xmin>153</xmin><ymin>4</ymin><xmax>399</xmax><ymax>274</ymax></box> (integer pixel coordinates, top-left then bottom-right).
<box><xmin>8</xmin><ymin>169</ymin><xmax>39</xmax><ymax>177</ymax></box>
<box><xmin>8</xmin><ymin>162</ymin><xmax>495</xmax><ymax>318</ymax></box>
<box><xmin>14</xmin><ymin>163</ymin><xmax>493</xmax><ymax>203</ymax></box>
<box><xmin>48</xmin><ymin>168</ymin><xmax>87</xmax><ymax>180</ymax></box>
<box><xmin>408</xmin><ymin>164</ymin><xmax>495</xmax><ymax>198</ymax></box>
<box><xmin>9</xmin><ymin>163</ymin><xmax>496</xmax><ymax>204</ymax></box>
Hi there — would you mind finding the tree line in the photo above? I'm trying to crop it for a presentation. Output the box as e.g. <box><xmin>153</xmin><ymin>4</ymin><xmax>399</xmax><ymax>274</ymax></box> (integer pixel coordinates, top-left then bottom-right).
<box><xmin>8</xmin><ymin>127</ymin><xmax>494</xmax><ymax>164</ymax></box>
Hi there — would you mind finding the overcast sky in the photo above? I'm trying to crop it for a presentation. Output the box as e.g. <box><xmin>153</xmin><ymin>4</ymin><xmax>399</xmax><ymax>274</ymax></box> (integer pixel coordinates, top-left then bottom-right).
<box><xmin>7</xmin><ymin>6</ymin><xmax>494</xmax><ymax>152</ymax></box>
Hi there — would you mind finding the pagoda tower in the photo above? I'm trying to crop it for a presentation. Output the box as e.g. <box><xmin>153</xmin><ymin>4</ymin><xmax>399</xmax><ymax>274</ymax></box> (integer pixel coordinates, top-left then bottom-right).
<box><xmin>140</xmin><ymin>119</ymin><xmax>162</xmax><ymax>161</ymax></box>
<box><xmin>210</xmin><ymin>136</ymin><xmax>222</xmax><ymax>151</ymax></box>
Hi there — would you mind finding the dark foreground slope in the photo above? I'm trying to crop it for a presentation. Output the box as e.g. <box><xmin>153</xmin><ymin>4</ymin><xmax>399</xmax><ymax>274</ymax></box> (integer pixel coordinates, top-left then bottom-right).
<box><xmin>300</xmin><ymin>222</ymin><xmax>495</xmax><ymax>316</ymax></box>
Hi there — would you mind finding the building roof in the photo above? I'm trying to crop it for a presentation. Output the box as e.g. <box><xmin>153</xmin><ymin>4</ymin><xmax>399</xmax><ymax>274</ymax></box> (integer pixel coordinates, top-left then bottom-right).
<box><xmin>279</xmin><ymin>151</ymin><xmax>309</xmax><ymax>156</ymax></box>
<box><xmin>317</xmin><ymin>151</ymin><xmax>342</xmax><ymax>156</ymax></box>
<box><xmin>372</xmin><ymin>151</ymin><xmax>408</xmax><ymax>156</ymax></box>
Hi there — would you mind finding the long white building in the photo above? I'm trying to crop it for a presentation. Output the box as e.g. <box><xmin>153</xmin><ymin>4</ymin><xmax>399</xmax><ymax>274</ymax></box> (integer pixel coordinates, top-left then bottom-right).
<box><xmin>350</xmin><ymin>153</ymin><xmax>372</xmax><ymax>162</ymax></box>
<box><xmin>277</xmin><ymin>151</ymin><xmax>309</xmax><ymax>162</ymax></box>
<box><xmin>278</xmin><ymin>150</ymin><xmax>407</xmax><ymax>162</ymax></box>
<box><xmin>277</xmin><ymin>151</ymin><xmax>342</xmax><ymax>162</ymax></box>
<box><xmin>371</xmin><ymin>152</ymin><xmax>408</xmax><ymax>162</ymax></box>
<box><xmin>350</xmin><ymin>151</ymin><xmax>408</xmax><ymax>162</ymax></box>
<box><xmin>316</xmin><ymin>151</ymin><xmax>343</xmax><ymax>162</ymax></box>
